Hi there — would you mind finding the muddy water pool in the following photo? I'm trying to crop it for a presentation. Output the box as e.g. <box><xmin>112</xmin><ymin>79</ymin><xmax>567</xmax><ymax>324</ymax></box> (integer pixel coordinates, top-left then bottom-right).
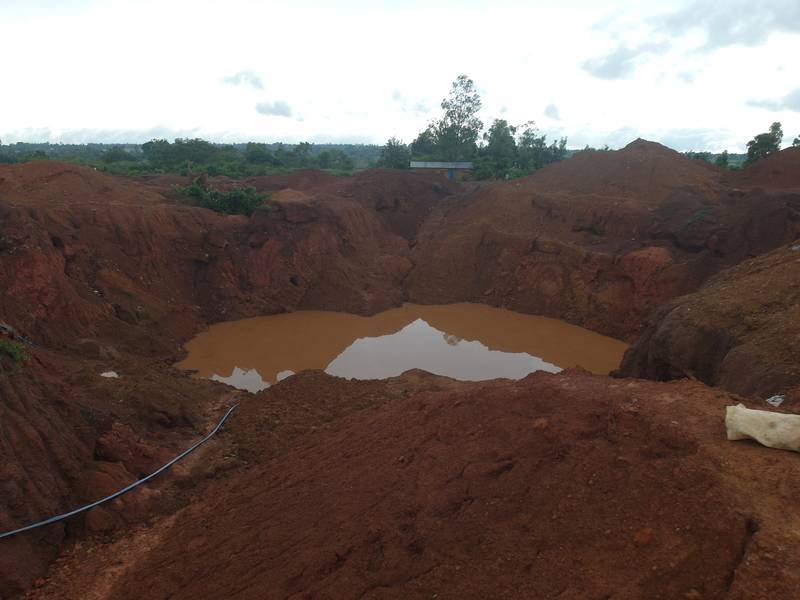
<box><xmin>176</xmin><ymin>303</ymin><xmax>628</xmax><ymax>392</ymax></box>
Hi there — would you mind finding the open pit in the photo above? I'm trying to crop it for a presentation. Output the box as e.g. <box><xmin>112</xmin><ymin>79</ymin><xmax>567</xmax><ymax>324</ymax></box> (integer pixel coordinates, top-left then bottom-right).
<box><xmin>176</xmin><ymin>303</ymin><xmax>628</xmax><ymax>392</ymax></box>
<box><xmin>2</xmin><ymin>143</ymin><xmax>800</xmax><ymax>599</ymax></box>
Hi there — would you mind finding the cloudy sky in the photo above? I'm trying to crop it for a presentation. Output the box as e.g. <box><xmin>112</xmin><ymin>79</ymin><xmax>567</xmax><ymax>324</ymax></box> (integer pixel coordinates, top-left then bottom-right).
<box><xmin>2</xmin><ymin>0</ymin><xmax>799</xmax><ymax>151</ymax></box>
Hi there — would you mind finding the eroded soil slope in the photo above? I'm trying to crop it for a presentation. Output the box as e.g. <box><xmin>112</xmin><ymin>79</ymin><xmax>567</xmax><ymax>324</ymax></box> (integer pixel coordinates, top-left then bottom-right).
<box><xmin>0</xmin><ymin>162</ymin><xmax>419</xmax><ymax>350</ymax></box>
<box><xmin>618</xmin><ymin>242</ymin><xmax>800</xmax><ymax>398</ymax></box>
<box><xmin>2</xmin><ymin>143</ymin><xmax>800</xmax><ymax>597</ymax></box>
<box><xmin>408</xmin><ymin>140</ymin><xmax>800</xmax><ymax>339</ymax></box>
<box><xmin>31</xmin><ymin>370</ymin><xmax>800</xmax><ymax>600</ymax></box>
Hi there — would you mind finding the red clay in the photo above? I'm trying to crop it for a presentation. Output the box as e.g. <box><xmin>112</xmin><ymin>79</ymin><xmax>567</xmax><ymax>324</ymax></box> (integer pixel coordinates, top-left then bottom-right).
<box><xmin>1</xmin><ymin>143</ymin><xmax>800</xmax><ymax>598</ymax></box>
<box><xmin>29</xmin><ymin>370</ymin><xmax>800</xmax><ymax>600</ymax></box>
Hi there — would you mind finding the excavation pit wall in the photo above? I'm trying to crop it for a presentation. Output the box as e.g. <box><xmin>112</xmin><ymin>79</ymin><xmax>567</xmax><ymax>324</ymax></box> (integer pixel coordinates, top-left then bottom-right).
<box><xmin>1</xmin><ymin>143</ymin><xmax>799</xmax><ymax>596</ymax></box>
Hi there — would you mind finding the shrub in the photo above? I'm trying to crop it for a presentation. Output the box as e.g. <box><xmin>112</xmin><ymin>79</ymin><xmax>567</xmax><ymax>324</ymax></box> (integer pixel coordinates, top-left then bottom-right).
<box><xmin>173</xmin><ymin>182</ymin><xmax>267</xmax><ymax>216</ymax></box>
<box><xmin>0</xmin><ymin>339</ymin><xmax>28</xmax><ymax>363</ymax></box>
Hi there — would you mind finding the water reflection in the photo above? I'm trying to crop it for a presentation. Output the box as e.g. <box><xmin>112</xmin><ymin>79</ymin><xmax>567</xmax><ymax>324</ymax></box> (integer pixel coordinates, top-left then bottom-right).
<box><xmin>177</xmin><ymin>303</ymin><xmax>628</xmax><ymax>393</ymax></box>
<box><xmin>327</xmin><ymin>319</ymin><xmax>558</xmax><ymax>381</ymax></box>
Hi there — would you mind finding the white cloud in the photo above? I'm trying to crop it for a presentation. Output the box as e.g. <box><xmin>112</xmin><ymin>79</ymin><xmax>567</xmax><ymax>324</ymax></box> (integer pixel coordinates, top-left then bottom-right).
<box><xmin>543</xmin><ymin>104</ymin><xmax>561</xmax><ymax>120</ymax></box>
<box><xmin>221</xmin><ymin>70</ymin><xmax>264</xmax><ymax>90</ymax></box>
<box><xmin>0</xmin><ymin>0</ymin><xmax>798</xmax><ymax>152</ymax></box>
<box><xmin>748</xmin><ymin>87</ymin><xmax>800</xmax><ymax>112</ymax></box>
<box><xmin>255</xmin><ymin>100</ymin><xmax>293</xmax><ymax>117</ymax></box>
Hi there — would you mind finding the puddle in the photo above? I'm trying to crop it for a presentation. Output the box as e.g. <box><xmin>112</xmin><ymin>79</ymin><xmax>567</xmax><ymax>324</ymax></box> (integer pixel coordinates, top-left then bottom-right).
<box><xmin>176</xmin><ymin>303</ymin><xmax>628</xmax><ymax>393</ymax></box>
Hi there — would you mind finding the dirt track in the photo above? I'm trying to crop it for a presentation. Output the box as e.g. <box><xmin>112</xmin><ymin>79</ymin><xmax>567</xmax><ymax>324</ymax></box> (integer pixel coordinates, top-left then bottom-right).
<box><xmin>1</xmin><ymin>141</ymin><xmax>800</xmax><ymax>598</ymax></box>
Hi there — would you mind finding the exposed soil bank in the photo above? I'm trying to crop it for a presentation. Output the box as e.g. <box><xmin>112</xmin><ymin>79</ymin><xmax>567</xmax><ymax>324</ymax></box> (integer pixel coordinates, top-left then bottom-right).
<box><xmin>407</xmin><ymin>141</ymin><xmax>800</xmax><ymax>339</ymax></box>
<box><xmin>30</xmin><ymin>370</ymin><xmax>800</xmax><ymax>600</ymax></box>
<box><xmin>1</xmin><ymin>141</ymin><xmax>799</xmax><ymax>597</ymax></box>
<box><xmin>617</xmin><ymin>243</ymin><xmax>800</xmax><ymax>399</ymax></box>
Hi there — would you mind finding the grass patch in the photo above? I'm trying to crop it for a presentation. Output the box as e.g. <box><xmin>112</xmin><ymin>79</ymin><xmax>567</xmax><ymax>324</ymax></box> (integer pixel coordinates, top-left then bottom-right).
<box><xmin>0</xmin><ymin>339</ymin><xmax>29</xmax><ymax>363</ymax></box>
<box><xmin>684</xmin><ymin>207</ymin><xmax>714</xmax><ymax>227</ymax></box>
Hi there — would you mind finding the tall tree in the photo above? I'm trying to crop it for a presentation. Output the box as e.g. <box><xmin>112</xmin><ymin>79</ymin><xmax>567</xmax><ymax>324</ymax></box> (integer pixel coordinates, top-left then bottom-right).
<box><xmin>714</xmin><ymin>150</ymin><xmax>729</xmax><ymax>169</ymax></box>
<box><xmin>429</xmin><ymin>75</ymin><xmax>484</xmax><ymax>161</ymax></box>
<box><xmin>745</xmin><ymin>122</ymin><xmax>783</xmax><ymax>165</ymax></box>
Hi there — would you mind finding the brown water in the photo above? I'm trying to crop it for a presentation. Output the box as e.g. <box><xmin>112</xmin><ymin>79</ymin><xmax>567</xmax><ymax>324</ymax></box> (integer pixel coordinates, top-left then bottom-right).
<box><xmin>176</xmin><ymin>303</ymin><xmax>628</xmax><ymax>393</ymax></box>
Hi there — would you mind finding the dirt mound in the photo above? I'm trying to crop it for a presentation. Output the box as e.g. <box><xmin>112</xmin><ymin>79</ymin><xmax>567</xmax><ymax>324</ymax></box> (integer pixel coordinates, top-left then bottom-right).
<box><xmin>244</xmin><ymin>168</ymin><xmax>340</xmax><ymax>192</ymax></box>
<box><xmin>0</xmin><ymin>161</ymin><xmax>162</xmax><ymax>207</ymax></box>
<box><xmin>724</xmin><ymin>146</ymin><xmax>800</xmax><ymax>190</ymax></box>
<box><xmin>32</xmin><ymin>370</ymin><xmax>800</xmax><ymax>599</ymax></box>
<box><xmin>310</xmin><ymin>168</ymin><xmax>458</xmax><ymax>239</ymax></box>
<box><xmin>519</xmin><ymin>139</ymin><xmax>722</xmax><ymax>204</ymax></box>
<box><xmin>407</xmin><ymin>142</ymin><xmax>800</xmax><ymax>339</ymax></box>
<box><xmin>617</xmin><ymin>243</ymin><xmax>800</xmax><ymax>398</ymax></box>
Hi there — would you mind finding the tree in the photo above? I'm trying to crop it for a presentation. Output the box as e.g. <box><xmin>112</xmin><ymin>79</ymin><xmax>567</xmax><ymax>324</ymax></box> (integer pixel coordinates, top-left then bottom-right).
<box><xmin>432</xmin><ymin>75</ymin><xmax>483</xmax><ymax>160</ymax></box>
<box><xmin>142</xmin><ymin>139</ymin><xmax>173</xmax><ymax>166</ymax></box>
<box><xmin>474</xmin><ymin>119</ymin><xmax>517</xmax><ymax>179</ymax></box>
<box><xmin>101</xmin><ymin>146</ymin><xmax>133</xmax><ymax>163</ymax></box>
<box><xmin>289</xmin><ymin>142</ymin><xmax>313</xmax><ymax>167</ymax></box>
<box><xmin>793</xmin><ymin>136</ymin><xmax>800</xmax><ymax>147</ymax></box>
<box><xmin>685</xmin><ymin>151</ymin><xmax>712</xmax><ymax>162</ymax></box>
<box><xmin>377</xmin><ymin>137</ymin><xmax>411</xmax><ymax>169</ymax></box>
<box><xmin>745</xmin><ymin>122</ymin><xmax>783</xmax><ymax>165</ymax></box>
<box><xmin>517</xmin><ymin>123</ymin><xmax>566</xmax><ymax>171</ymax></box>
<box><xmin>244</xmin><ymin>142</ymin><xmax>274</xmax><ymax>165</ymax></box>
<box><xmin>316</xmin><ymin>151</ymin><xmax>332</xmax><ymax>169</ymax></box>
<box><xmin>714</xmin><ymin>150</ymin><xmax>729</xmax><ymax>169</ymax></box>
<box><xmin>410</xmin><ymin>127</ymin><xmax>437</xmax><ymax>158</ymax></box>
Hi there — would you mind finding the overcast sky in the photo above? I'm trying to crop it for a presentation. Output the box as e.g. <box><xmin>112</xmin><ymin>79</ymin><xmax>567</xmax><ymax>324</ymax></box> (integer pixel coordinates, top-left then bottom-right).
<box><xmin>1</xmin><ymin>0</ymin><xmax>799</xmax><ymax>151</ymax></box>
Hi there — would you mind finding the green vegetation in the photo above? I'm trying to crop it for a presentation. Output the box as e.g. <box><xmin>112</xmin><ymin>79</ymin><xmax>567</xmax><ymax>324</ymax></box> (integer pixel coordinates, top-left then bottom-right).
<box><xmin>683</xmin><ymin>150</ymin><xmax>745</xmax><ymax>170</ymax></box>
<box><xmin>745</xmin><ymin>122</ymin><xmax>783</xmax><ymax>165</ymax></box>
<box><xmin>1</xmin><ymin>98</ymin><xmax>795</xmax><ymax>181</ymax></box>
<box><xmin>0</xmin><ymin>339</ymin><xmax>29</xmax><ymax>363</ymax></box>
<box><xmin>416</xmin><ymin>75</ymin><xmax>485</xmax><ymax>162</ymax></box>
<box><xmin>376</xmin><ymin>137</ymin><xmax>411</xmax><ymax>169</ymax></box>
<box><xmin>382</xmin><ymin>75</ymin><xmax>567</xmax><ymax>180</ymax></box>
<box><xmin>685</xmin><ymin>206</ymin><xmax>714</xmax><ymax>226</ymax></box>
<box><xmin>0</xmin><ymin>140</ymin><xmax>374</xmax><ymax>177</ymax></box>
<box><xmin>173</xmin><ymin>181</ymin><xmax>267</xmax><ymax>216</ymax></box>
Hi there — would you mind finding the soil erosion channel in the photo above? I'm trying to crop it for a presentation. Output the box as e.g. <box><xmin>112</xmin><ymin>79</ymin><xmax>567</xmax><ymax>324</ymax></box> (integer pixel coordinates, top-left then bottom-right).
<box><xmin>177</xmin><ymin>303</ymin><xmax>628</xmax><ymax>391</ymax></box>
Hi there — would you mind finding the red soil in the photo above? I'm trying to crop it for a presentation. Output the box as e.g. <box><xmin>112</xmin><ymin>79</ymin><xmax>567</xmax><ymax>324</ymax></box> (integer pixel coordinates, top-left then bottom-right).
<box><xmin>407</xmin><ymin>143</ymin><xmax>800</xmax><ymax>339</ymax></box>
<box><xmin>617</xmin><ymin>243</ymin><xmax>800</xmax><ymax>398</ymax></box>
<box><xmin>1</xmin><ymin>142</ymin><xmax>800</xmax><ymax>597</ymax></box>
<box><xmin>30</xmin><ymin>370</ymin><xmax>800</xmax><ymax>600</ymax></box>
<box><xmin>519</xmin><ymin>139</ymin><xmax>723</xmax><ymax>204</ymax></box>
<box><xmin>724</xmin><ymin>146</ymin><xmax>800</xmax><ymax>190</ymax></box>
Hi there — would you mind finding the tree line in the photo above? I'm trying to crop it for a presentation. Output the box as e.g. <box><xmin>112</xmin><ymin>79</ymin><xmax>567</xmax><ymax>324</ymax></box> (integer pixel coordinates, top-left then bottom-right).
<box><xmin>684</xmin><ymin>122</ymin><xmax>798</xmax><ymax>169</ymax></box>
<box><xmin>377</xmin><ymin>75</ymin><xmax>568</xmax><ymax>180</ymax></box>
<box><xmin>378</xmin><ymin>75</ymin><xmax>800</xmax><ymax>178</ymax></box>
<box><xmin>0</xmin><ymin>140</ymin><xmax>379</xmax><ymax>176</ymax></box>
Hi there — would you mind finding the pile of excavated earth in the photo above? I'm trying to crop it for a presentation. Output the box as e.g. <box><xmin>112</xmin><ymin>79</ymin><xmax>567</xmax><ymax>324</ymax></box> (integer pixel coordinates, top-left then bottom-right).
<box><xmin>1</xmin><ymin>141</ymin><xmax>799</xmax><ymax>599</ymax></box>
